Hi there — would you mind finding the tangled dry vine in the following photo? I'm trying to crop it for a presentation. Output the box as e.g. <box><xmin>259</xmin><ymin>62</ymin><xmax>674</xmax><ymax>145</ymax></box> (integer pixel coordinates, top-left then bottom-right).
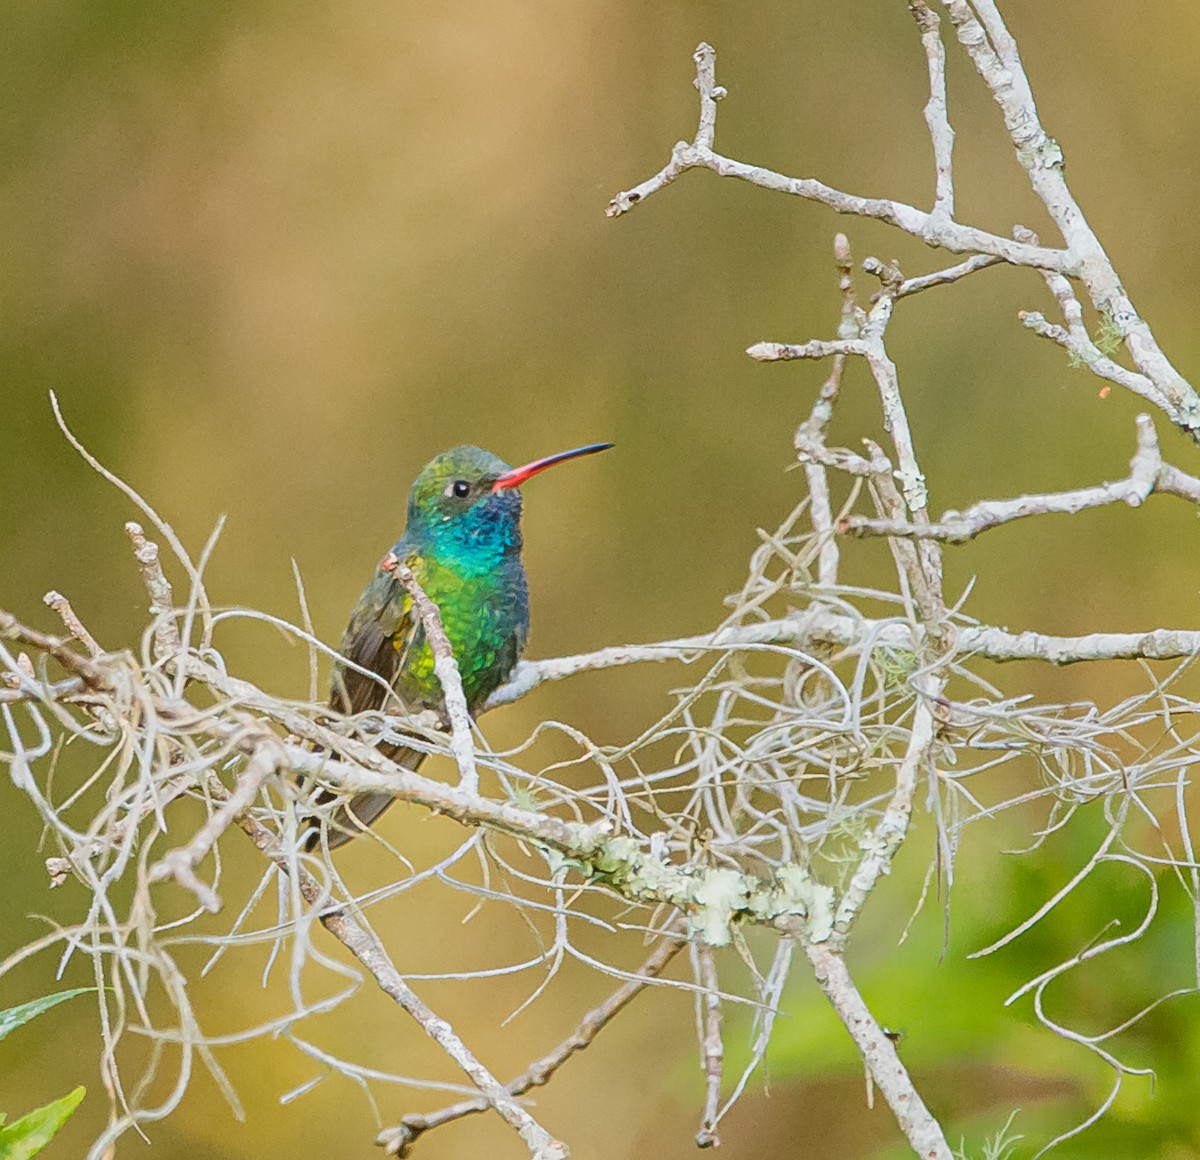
<box><xmin>4</xmin><ymin>4</ymin><xmax>1200</xmax><ymax>1158</ymax></box>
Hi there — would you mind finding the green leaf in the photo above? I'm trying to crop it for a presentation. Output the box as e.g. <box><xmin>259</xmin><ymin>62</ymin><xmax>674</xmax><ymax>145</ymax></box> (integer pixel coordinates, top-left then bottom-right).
<box><xmin>0</xmin><ymin>1087</ymin><xmax>85</xmax><ymax>1159</ymax></box>
<box><xmin>0</xmin><ymin>990</ymin><xmax>93</xmax><ymax>1043</ymax></box>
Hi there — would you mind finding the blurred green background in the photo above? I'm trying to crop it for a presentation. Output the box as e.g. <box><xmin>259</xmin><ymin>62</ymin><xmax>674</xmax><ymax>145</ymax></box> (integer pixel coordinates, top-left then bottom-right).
<box><xmin>5</xmin><ymin>1</ymin><xmax>1200</xmax><ymax>1156</ymax></box>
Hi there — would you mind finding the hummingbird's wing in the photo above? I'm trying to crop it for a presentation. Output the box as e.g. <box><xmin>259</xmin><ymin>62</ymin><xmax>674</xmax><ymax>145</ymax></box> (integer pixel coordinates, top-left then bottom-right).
<box><xmin>330</xmin><ymin>566</ymin><xmax>416</xmax><ymax>717</ymax></box>
<box><xmin>308</xmin><ymin>553</ymin><xmax>425</xmax><ymax>850</ymax></box>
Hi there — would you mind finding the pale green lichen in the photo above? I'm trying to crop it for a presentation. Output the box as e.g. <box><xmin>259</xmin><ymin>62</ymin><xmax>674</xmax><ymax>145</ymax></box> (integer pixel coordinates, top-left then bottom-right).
<box><xmin>894</xmin><ymin>466</ymin><xmax>928</xmax><ymax>513</ymax></box>
<box><xmin>815</xmin><ymin>812</ymin><xmax>874</xmax><ymax>893</ymax></box>
<box><xmin>874</xmin><ymin>646</ymin><xmax>917</xmax><ymax>692</ymax></box>
<box><xmin>688</xmin><ymin>869</ymin><xmax>752</xmax><ymax>945</ymax></box>
<box><xmin>1017</xmin><ymin>135</ymin><xmax>1064</xmax><ymax>170</ymax></box>
<box><xmin>1094</xmin><ymin>313</ymin><xmax>1125</xmax><ymax>358</ymax></box>
<box><xmin>547</xmin><ymin>836</ymin><xmax>835</xmax><ymax>947</ymax></box>
<box><xmin>746</xmin><ymin>863</ymin><xmax>835</xmax><ymax>942</ymax></box>
<box><xmin>506</xmin><ymin>784</ymin><xmax>545</xmax><ymax>813</ymax></box>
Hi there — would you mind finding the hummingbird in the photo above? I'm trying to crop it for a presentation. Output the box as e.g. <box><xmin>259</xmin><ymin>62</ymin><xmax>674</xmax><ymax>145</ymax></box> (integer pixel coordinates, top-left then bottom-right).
<box><xmin>310</xmin><ymin>441</ymin><xmax>612</xmax><ymax>849</ymax></box>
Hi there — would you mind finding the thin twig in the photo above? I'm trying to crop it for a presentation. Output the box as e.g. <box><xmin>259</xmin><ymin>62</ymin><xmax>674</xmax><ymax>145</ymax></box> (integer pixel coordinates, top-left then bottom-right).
<box><xmin>795</xmin><ymin>233</ymin><xmax>857</xmax><ymax>588</ymax></box>
<box><xmin>50</xmin><ymin>391</ymin><xmax>212</xmax><ymax>649</ymax></box>
<box><xmin>379</xmin><ymin>929</ymin><xmax>688</xmax><ymax>1156</ymax></box>
<box><xmin>43</xmin><ymin>591</ymin><xmax>102</xmax><ymax>657</ymax></box>
<box><xmin>124</xmin><ymin>522</ymin><xmax>182</xmax><ymax>663</ymax></box>
<box><xmin>0</xmin><ymin>610</ymin><xmax>112</xmax><ymax>690</ymax></box>
<box><xmin>909</xmin><ymin>0</ymin><xmax>955</xmax><ymax>217</ymax></box>
<box><xmin>694</xmin><ymin>944</ymin><xmax>724</xmax><ymax>1148</ymax></box>
<box><xmin>895</xmin><ymin>253</ymin><xmax>1001</xmax><ymax>298</ymax></box>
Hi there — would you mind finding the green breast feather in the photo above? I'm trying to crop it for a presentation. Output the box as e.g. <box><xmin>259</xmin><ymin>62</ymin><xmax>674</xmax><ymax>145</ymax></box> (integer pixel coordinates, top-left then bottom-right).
<box><xmin>393</xmin><ymin>551</ymin><xmax>529</xmax><ymax>710</ymax></box>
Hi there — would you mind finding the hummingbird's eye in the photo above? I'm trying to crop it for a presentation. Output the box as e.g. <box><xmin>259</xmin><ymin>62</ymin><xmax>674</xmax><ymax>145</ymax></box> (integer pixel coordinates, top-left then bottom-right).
<box><xmin>449</xmin><ymin>479</ymin><xmax>471</xmax><ymax>499</ymax></box>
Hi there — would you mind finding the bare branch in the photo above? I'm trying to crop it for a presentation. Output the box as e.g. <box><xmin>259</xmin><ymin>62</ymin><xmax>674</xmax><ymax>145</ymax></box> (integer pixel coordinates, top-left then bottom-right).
<box><xmin>606</xmin><ymin>43</ymin><xmax>1069</xmax><ymax>272</ymax></box>
<box><xmin>1018</xmin><ymin>309</ymin><xmax>1174</xmax><ymax>414</ymax></box>
<box><xmin>691</xmin><ymin>41</ymin><xmax>724</xmax><ymax>150</ymax></box>
<box><xmin>895</xmin><ymin>253</ymin><xmax>1002</xmax><ymax>298</ymax></box>
<box><xmin>694</xmin><ymin>943</ymin><xmax>724</xmax><ymax>1148</ymax></box>
<box><xmin>0</xmin><ymin>609</ymin><xmax>112</xmax><ymax>691</ymax></box>
<box><xmin>796</xmin><ymin>233</ymin><xmax>858</xmax><ymax>587</ymax></box>
<box><xmin>1010</xmin><ymin>231</ymin><xmax>1177</xmax><ymax>415</ymax></box>
<box><xmin>802</xmin><ymin>940</ymin><xmax>952</xmax><ymax>1160</ymax></box>
<box><xmin>747</xmin><ymin>338</ymin><xmax>864</xmax><ymax>362</ymax></box>
<box><xmin>909</xmin><ymin>0</ymin><xmax>955</xmax><ymax>217</ymax></box>
<box><xmin>831</xmin><ymin>692</ymin><xmax>940</xmax><ymax>942</ymax></box>
<box><xmin>937</xmin><ymin>0</ymin><xmax>1200</xmax><ymax>431</ymax></box>
<box><xmin>840</xmin><ymin>415</ymin><xmax>1200</xmax><ymax>542</ymax></box>
<box><xmin>43</xmin><ymin>591</ymin><xmax>102</xmax><ymax>657</ymax></box>
<box><xmin>612</xmin><ymin>28</ymin><xmax>1200</xmax><ymax>436</ymax></box>
<box><xmin>754</xmin><ymin>253</ymin><xmax>947</xmax><ymax>621</ymax></box>
<box><xmin>124</xmin><ymin>521</ymin><xmax>182</xmax><ymax>663</ymax></box>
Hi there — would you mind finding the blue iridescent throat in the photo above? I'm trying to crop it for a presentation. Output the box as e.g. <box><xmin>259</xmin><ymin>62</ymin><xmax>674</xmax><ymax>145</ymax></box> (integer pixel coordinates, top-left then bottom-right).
<box><xmin>406</xmin><ymin>489</ymin><xmax>524</xmax><ymax>577</ymax></box>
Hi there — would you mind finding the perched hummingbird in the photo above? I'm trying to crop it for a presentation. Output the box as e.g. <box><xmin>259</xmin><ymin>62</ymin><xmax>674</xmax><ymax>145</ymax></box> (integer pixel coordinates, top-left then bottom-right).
<box><xmin>310</xmin><ymin>441</ymin><xmax>612</xmax><ymax>849</ymax></box>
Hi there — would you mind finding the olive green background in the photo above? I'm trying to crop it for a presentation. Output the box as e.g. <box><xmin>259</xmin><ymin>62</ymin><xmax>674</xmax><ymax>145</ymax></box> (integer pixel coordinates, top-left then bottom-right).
<box><xmin>4</xmin><ymin>2</ymin><xmax>1200</xmax><ymax>1157</ymax></box>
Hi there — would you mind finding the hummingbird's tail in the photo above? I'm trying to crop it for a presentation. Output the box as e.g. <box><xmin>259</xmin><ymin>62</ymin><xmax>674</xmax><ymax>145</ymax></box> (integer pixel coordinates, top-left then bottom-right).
<box><xmin>303</xmin><ymin>743</ymin><xmax>425</xmax><ymax>852</ymax></box>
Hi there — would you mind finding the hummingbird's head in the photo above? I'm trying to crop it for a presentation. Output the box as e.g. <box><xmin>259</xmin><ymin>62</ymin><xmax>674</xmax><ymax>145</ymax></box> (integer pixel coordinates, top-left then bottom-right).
<box><xmin>404</xmin><ymin>442</ymin><xmax>612</xmax><ymax>571</ymax></box>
